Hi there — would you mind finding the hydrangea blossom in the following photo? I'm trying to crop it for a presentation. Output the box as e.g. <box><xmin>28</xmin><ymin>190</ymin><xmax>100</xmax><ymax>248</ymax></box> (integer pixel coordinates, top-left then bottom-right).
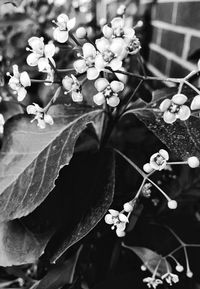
<box><xmin>7</xmin><ymin>65</ymin><xmax>31</xmax><ymax>101</ymax></box>
<box><xmin>62</xmin><ymin>74</ymin><xmax>83</xmax><ymax>102</ymax></box>
<box><xmin>95</xmin><ymin>37</ymin><xmax>126</xmax><ymax>71</ymax></box>
<box><xmin>93</xmin><ymin>78</ymin><xmax>124</xmax><ymax>107</ymax></box>
<box><xmin>53</xmin><ymin>13</ymin><xmax>76</xmax><ymax>43</ymax></box>
<box><xmin>104</xmin><ymin>209</ymin><xmax>129</xmax><ymax>237</ymax></box>
<box><xmin>27</xmin><ymin>103</ymin><xmax>54</xmax><ymax>129</ymax></box>
<box><xmin>74</xmin><ymin>43</ymin><xmax>99</xmax><ymax>80</ymax></box>
<box><xmin>26</xmin><ymin>37</ymin><xmax>56</xmax><ymax>72</ymax></box>
<box><xmin>0</xmin><ymin>113</ymin><xmax>5</xmax><ymax>134</ymax></box>
<box><xmin>143</xmin><ymin>277</ymin><xmax>163</xmax><ymax>288</ymax></box>
<box><xmin>159</xmin><ymin>94</ymin><xmax>191</xmax><ymax>124</ymax></box>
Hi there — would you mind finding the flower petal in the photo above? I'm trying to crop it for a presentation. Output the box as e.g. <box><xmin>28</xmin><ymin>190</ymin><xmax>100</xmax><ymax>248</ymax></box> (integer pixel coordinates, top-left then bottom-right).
<box><xmin>110</xmin><ymin>80</ymin><xmax>124</xmax><ymax>92</ymax></box>
<box><xmin>17</xmin><ymin>87</ymin><xmax>27</xmax><ymax>101</ymax></box>
<box><xmin>163</xmin><ymin>111</ymin><xmax>176</xmax><ymax>124</ymax></box>
<box><xmin>37</xmin><ymin>57</ymin><xmax>49</xmax><ymax>72</ymax></box>
<box><xmin>159</xmin><ymin>99</ymin><xmax>171</xmax><ymax>112</ymax></box>
<box><xmin>95</xmin><ymin>54</ymin><xmax>105</xmax><ymax>70</ymax></box>
<box><xmin>73</xmin><ymin>59</ymin><xmax>87</xmax><ymax>73</ymax></box>
<box><xmin>111</xmin><ymin>17</ymin><xmax>124</xmax><ymax>29</ymax></box>
<box><xmin>26</xmin><ymin>53</ymin><xmax>40</xmax><ymax>67</ymax></box>
<box><xmin>86</xmin><ymin>67</ymin><xmax>99</xmax><ymax>80</ymax></box>
<box><xmin>95</xmin><ymin>37</ymin><xmax>110</xmax><ymax>52</ymax></box>
<box><xmin>53</xmin><ymin>28</ymin><xmax>69</xmax><ymax>43</ymax></box>
<box><xmin>20</xmin><ymin>71</ymin><xmax>31</xmax><ymax>87</ymax></box>
<box><xmin>191</xmin><ymin>95</ymin><xmax>200</xmax><ymax>110</ymax></box>
<box><xmin>109</xmin><ymin>58</ymin><xmax>122</xmax><ymax>71</ymax></box>
<box><xmin>93</xmin><ymin>92</ymin><xmax>105</xmax><ymax>105</ymax></box>
<box><xmin>172</xmin><ymin>93</ymin><xmax>187</xmax><ymax>105</ymax></box>
<box><xmin>44</xmin><ymin>43</ymin><xmax>56</xmax><ymax>58</ymax></box>
<box><xmin>95</xmin><ymin>78</ymin><xmax>109</xmax><ymax>92</ymax></box>
<box><xmin>67</xmin><ymin>17</ymin><xmax>76</xmax><ymax>30</ymax></box>
<box><xmin>71</xmin><ymin>91</ymin><xmax>83</xmax><ymax>102</ymax></box>
<box><xmin>82</xmin><ymin>43</ymin><xmax>96</xmax><ymax>58</ymax></box>
<box><xmin>159</xmin><ymin>149</ymin><xmax>169</xmax><ymax>160</ymax></box>
<box><xmin>178</xmin><ymin>105</ymin><xmax>191</xmax><ymax>120</ymax></box>
<box><xmin>107</xmin><ymin>96</ymin><xmax>120</xmax><ymax>107</ymax></box>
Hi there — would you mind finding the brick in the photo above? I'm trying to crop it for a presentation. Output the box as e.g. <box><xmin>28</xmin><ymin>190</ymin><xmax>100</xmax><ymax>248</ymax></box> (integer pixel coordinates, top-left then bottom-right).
<box><xmin>160</xmin><ymin>29</ymin><xmax>184</xmax><ymax>56</ymax></box>
<box><xmin>154</xmin><ymin>3</ymin><xmax>173</xmax><ymax>23</ymax></box>
<box><xmin>169</xmin><ymin>61</ymin><xmax>190</xmax><ymax>78</ymax></box>
<box><xmin>188</xmin><ymin>36</ymin><xmax>200</xmax><ymax>61</ymax></box>
<box><xmin>176</xmin><ymin>2</ymin><xmax>200</xmax><ymax>29</ymax></box>
<box><xmin>152</xmin><ymin>26</ymin><xmax>162</xmax><ymax>45</ymax></box>
<box><xmin>149</xmin><ymin>49</ymin><xmax>167</xmax><ymax>74</ymax></box>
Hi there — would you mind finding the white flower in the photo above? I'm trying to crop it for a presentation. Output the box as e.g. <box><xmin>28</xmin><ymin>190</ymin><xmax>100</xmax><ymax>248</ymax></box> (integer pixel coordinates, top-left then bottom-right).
<box><xmin>74</xmin><ymin>43</ymin><xmax>99</xmax><ymax>80</ymax></box>
<box><xmin>53</xmin><ymin>13</ymin><xmax>76</xmax><ymax>43</ymax></box>
<box><xmin>124</xmin><ymin>35</ymin><xmax>141</xmax><ymax>55</ymax></box>
<box><xmin>0</xmin><ymin>113</ymin><xmax>5</xmax><ymax>134</ymax></box>
<box><xmin>95</xmin><ymin>37</ymin><xmax>126</xmax><ymax>71</ymax></box>
<box><xmin>159</xmin><ymin>94</ymin><xmax>190</xmax><ymax>124</ymax></box>
<box><xmin>143</xmin><ymin>277</ymin><xmax>163</xmax><ymax>288</ymax></box>
<box><xmin>103</xmin><ymin>17</ymin><xmax>135</xmax><ymax>39</ymax></box>
<box><xmin>27</xmin><ymin>103</ymin><xmax>54</xmax><ymax>129</ymax></box>
<box><xmin>93</xmin><ymin>78</ymin><xmax>124</xmax><ymax>107</ymax></box>
<box><xmin>105</xmin><ymin>209</ymin><xmax>129</xmax><ymax>237</ymax></box>
<box><xmin>161</xmin><ymin>273</ymin><xmax>179</xmax><ymax>286</ymax></box>
<box><xmin>62</xmin><ymin>74</ymin><xmax>83</xmax><ymax>102</ymax></box>
<box><xmin>150</xmin><ymin>149</ymin><xmax>169</xmax><ymax>171</ymax></box>
<box><xmin>7</xmin><ymin>65</ymin><xmax>31</xmax><ymax>101</ymax></box>
<box><xmin>26</xmin><ymin>37</ymin><xmax>56</xmax><ymax>72</ymax></box>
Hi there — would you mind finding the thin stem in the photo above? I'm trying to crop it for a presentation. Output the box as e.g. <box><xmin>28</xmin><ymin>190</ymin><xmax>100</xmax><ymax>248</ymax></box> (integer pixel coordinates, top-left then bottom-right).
<box><xmin>137</xmin><ymin>52</ymin><xmax>146</xmax><ymax>77</ymax></box>
<box><xmin>164</xmin><ymin>226</ymin><xmax>185</xmax><ymax>246</ymax></box>
<box><xmin>185</xmin><ymin>243</ymin><xmax>200</xmax><ymax>247</ymax></box>
<box><xmin>57</xmin><ymin>68</ymin><xmax>76</xmax><ymax>73</ymax></box>
<box><xmin>167</xmin><ymin>161</ymin><xmax>187</xmax><ymax>165</ymax></box>
<box><xmin>164</xmin><ymin>245</ymin><xmax>183</xmax><ymax>258</ymax></box>
<box><xmin>168</xmin><ymin>254</ymin><xmax>179</xmax><ymax>265</ymax></box>
<box><xmin>48</xmin><ymin>58</ymin><xmax>62</xmax><ymax>81</ymax></box>
<box><xmin>44</xmin><ymin>86</ymin><xmax>61</xmax><ymax>112</ymax></box>
<box><xmin>185</xmin><ymin>80</ymin><xmax>200</xmax><ymax>95</ymax></box>
<box><xmin>114</xmin><ymin>148</ymin><xmax>146</xmax><ymax>178</ymax></box>
<box><xmin>134</xmin><ymin>178</ymin><xmax>146</xmax><ymax>199</ymax></box>
<box><xmin>146</xmin><ymin>177</ymin><xmax>171</xmax><ymax>201</ymax></box>
<box><xmin>183</xmin><ymin>246</ymin><xmax>191</xmax><ymax>273</ymax></box>
<box><xmin>30</xmin><ymin>79</ymin><xmax>61</xmax><ymax>84</ymax></box>
<box><xmin>69</xmin><ymin>31</ymin><xmax>82</xmax><ymax>46</ymax></box>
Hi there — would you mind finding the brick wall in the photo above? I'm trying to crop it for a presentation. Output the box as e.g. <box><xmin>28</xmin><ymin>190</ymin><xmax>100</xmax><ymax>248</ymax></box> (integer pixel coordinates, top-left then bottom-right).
<box><xmin>140</xmin><ymin>0</ymin><xmax>200</xmax><ymax>82</ymax></box>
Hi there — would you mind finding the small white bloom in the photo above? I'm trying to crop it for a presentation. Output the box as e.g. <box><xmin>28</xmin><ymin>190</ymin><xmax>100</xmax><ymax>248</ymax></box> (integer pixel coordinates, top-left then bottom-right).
<box><xmin>74</xmin><ymin>43</ymin><xmax>99</xmax><ymax>80</ymax></box>
<box><xmin>161</xmin><ymin>272</ymin><xmax>179</xmax><ymax>286</ymax></box>
<box><xmin>105</xmin><ymin>209</ymin><xmax>129</xmax><ymax>236</ymax></box>
<box><xmin>143</xmin><ymin>277</ymin><xmax>163</xmax><ymax>288</ymax></box>
<box><xmin>0</xmin><ymin>113</ymin><xmax>5</xmax><ymax>134</ymax></box>
<box><xmin>7</xmin><ymin>65</ymin><xmax>31</xmax><ymax>101</ymax></box>
<box><xmin>27</xmin><ymin>37</ymin><xmax>56</xmax><ymax>72</ymax></box>
<box><xmin>27</xmin><ymin>103</ymin><xmax>54</xmax><ymax>129</ymax></box>
<box><xmin>150</xmin><ymin>149</ymin><xmax>169</xmax><ymax>171</ymax></box>
<box><xmin>160</xmin><ymin>94</ymin><xmax>190</xmax><ymax>124</ymax></box>
<box><xmin>103</xmin><ymin>17</ymin><xmax>135</xmax><ymax>40</ymax></box>
<box><xmin>62</xmin><ymin>74</ymin><xmax>83</xmax><ymax>102</ymax></box>
<box><xmin>93</xmin><ymin>78</ymin><xmax>124</xmax><ymax>107</ymax></box>
<box><xmin>53</xmin><ymin>13</ymin><xmax>76</xmax><ymax>43</ymax></box>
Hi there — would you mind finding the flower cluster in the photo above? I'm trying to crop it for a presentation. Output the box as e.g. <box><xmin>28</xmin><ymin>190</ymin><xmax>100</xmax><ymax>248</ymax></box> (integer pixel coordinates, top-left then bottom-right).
<box><xmin>105</xmin><ymin>202</ymin><xmax>134</xmax><ymax>237</ymax></box>
<box><xmin>7</xmin><ymin>65</ymin><xmax>31</xmax><ymax>101</ymax></box>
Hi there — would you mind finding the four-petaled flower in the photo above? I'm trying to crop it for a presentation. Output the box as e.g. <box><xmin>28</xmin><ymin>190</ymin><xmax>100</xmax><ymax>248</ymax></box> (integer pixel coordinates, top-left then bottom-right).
<box><xmin>74</xmin><ymin>43</ymin><xmax>99</xmax><ymax>80</ymax></box>
<box><xmin>26</xmin><ymin>37</ymin><xmax>56</xmax><ymax>72</ymax></box>
<box><xmin>93</xmin><ymin>78</ymin><xmax>124</xmax><ymax>107</ymax></box>
<box><xmin>159</xmin><ymin>93</ymin><xmax>191</xmax><ymax>124</ymax></box>
<box><xmin>62</xmin><ymin>74</ymin><xmax>83</xmax><ymax>102</ymax></box>
<box><xmin>95</xmin><ymin>37</ymin><xmax>126</xmax><ymax>71</ymax></box>
<box><xmin>7</xmin><ymin>65</ymin><xmax>31</xmax><ymax>101</ymax></box>
<box><xmin>53</xmin><ymin>13</ymin><xmax>76</xmax><ymax>43</ymax></box>
<box><xmin>161</xmin><ymin>273</ymin><xmax>179</xmax><ymax>286</ymax></box>
<box><xmin>103</xmin><ymin>17</ymin><xmax>135</xmax><ymax>40</ymax></box>
<box><xmin>143</xmin><ymin>277</ymin><xmax>163</xmax><ymax>288</ymax></box>
<box><xmin>105</xmin><ymin>209</ymin><xmax>129</xmax><ymax>237</ymax></box>
<box><xmin>27</xmin><ymin>103</ymin><xmax>54</xmax><ymax>129</ymax></box>
<box><xmin>150</xmin><ymin>149</ymin><xmax>169</xmax><ymax>171</ymax></box>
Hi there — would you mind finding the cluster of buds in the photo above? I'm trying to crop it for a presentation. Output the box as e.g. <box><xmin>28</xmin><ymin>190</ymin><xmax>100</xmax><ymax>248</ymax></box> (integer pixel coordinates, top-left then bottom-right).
<box><xmin>105</xmin><ymin>201</ymin><xmax>134</xmax><ymax>237</ymax></box>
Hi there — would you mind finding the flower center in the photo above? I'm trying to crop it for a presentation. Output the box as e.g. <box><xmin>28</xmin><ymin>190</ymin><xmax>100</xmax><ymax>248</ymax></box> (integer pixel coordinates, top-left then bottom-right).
<box><xmin>85</xmin><ymin>56</ymin><xmax>95</xmax><ymax>67</ymax></box>
<box><xmin>113</xmin><ymin>27</ymin><xmax>124</xmax><ymax>37</ymax></box>
<box><xmin>169</xmin><ymin>103</ymin><xmax>180</xmax><ymax>113</ymax></box>
<box><xmin>154</xmin><ymin>154</ymin><xmax>165</xmax><ymax>166</ymax></box>
<box><xmin>102</xmin><ymin>50</ymin><xmax>115</xmax><ymax>62</ymax></box>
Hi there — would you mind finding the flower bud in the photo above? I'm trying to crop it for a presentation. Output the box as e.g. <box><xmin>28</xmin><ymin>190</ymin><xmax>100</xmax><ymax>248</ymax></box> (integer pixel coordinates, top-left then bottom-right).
<box><xmin>123</xmin><ymin>202</ymin><xmax>133</xmax><ymax>213</ymax></box>
<box><xmin>76</xmin><ymin>27</ymin><xmax>87</xmax><ymax>39</ymax></box>
<box><xmin>187</xmin><ymin>156</ymin><xmax>200</xmax><ymax>168</ymax></box>
<box><xmin>176</xmin><ymin>264</ymin><xmax>184</xmax><ymax>272</ymax></box>
<box><xmin>143</xmin><ymin>163</ymin><xmax>153</xmax><ymax>173</ymax></box>
<box><xmin>141</xmin><ymin>265</ymin><xmax>147</xmax><ymax>271</ymax></box>
<box><xmin>116</xmin><ymin>229</ymin><xmax>126</xmax><ymax>237</ymax></box>
<box><xmin>105</xmin><ymin>214</ymin><xmax>113</xmax><ymax>225</ymax></box>
<box><xmin>168</xmin><ymin>200</ymin><xmax>177</xmax><ymax>209</ymax></box>
<box><xmin>186</xmin><ymin>271</ymin><xmax>193</xmax><ymax>278</ymax></box>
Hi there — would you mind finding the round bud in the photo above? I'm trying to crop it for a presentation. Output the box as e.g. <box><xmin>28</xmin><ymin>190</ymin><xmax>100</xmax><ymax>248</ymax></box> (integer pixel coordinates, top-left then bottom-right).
<box><xmin>186</xmin><ymin>271</ymin><xmax>193</xmax><ymax>278</ymax></box>
<box><xmin>176</xmin><ymin>264</ymin><xmax>184</xmax><ymax>272</ymax></box>
<box><xmin>143</xmin><ymin>163</ymin><xmax>153</xmax><ymax>173</ymax></box>
<box><xmin>123</xmin><ymin>202</ymin><xmax>133</xmax><ymax>213</ymax></box>
<box><xmin>168</xmin><ymin>200</ymin><xmax>177</xmax><ymax>209</ymax></box>
<box><xmin>76</xmin><ymin>27</ymin><xmax>87</xmax><ymax>39</ymax></box>
<box><xmin>187</xmin><ymin>156</ymin><xmax>200</xmax><ymax>168</ymax></box>
<box><xmin>116</xmin><ymin>229</ymin><xmax>126</xmax><ymax>237</ymax></box>
<box><xmin>99</xmin><ymin>18</ymin><xmax>107</xmax><ymax>26</ymax></box>
<box><xmin>104</xmin><ymin>214</ymin><xmax>113</xmax><ymax>225</ymax></box>
<box><xmin>141</xmin><ymin>265</ymin><xmax>147</xmax><ymax>271</ymax></box>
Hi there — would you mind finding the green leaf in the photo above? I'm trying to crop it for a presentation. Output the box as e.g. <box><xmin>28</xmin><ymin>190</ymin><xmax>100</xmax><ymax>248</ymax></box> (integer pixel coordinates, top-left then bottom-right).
<box><xmin>126</xmin><ymin>87</ymin><xmax>200</xmax><ymax>160</ymax></box>
<box><xmin>122</xmin><ymin>244</ymin><xmax>171</xmax><ymax>277</ymax></box>
<box><xmin>0</xmin><ymin>105</ymin><xmax>102</xmax><ymax>222</ymax></box>
<box><xmin>36</xmin><ymin>246</ymin><xmax>82</xmax><ymax>289</ymax></box>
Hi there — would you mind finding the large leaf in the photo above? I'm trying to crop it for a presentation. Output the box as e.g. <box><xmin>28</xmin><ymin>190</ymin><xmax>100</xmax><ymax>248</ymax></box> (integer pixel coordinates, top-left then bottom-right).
<box><xmin>122</xmin><ymin>244</ymin><xmax>171</xmax><ymax>277</ymax></box>
<box><xmin>0</xmin><ymin>105</ymin><xmax>102</xmax><ymax>222</ymax></box>
<box><xmin>125</xmin><ymin>87</ymin><xmax>200</xmax><ymax>160</ymax></box>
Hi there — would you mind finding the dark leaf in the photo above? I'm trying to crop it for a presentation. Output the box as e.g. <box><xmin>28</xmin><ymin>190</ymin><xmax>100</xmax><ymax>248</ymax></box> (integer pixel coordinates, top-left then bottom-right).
<box><xmin>0</xmin><ymin>105</ymin><xmax>102</xmax><ymax>222</ymax></box>
<box><xmin>122</xmin><ymin>244</ymin><xmax>171</xmax><ymax>276</ymax></box>
<box><xmin>36</xmin><ymin>246</ymin><xmax>82</xmax><ymax>289</ymax></box>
